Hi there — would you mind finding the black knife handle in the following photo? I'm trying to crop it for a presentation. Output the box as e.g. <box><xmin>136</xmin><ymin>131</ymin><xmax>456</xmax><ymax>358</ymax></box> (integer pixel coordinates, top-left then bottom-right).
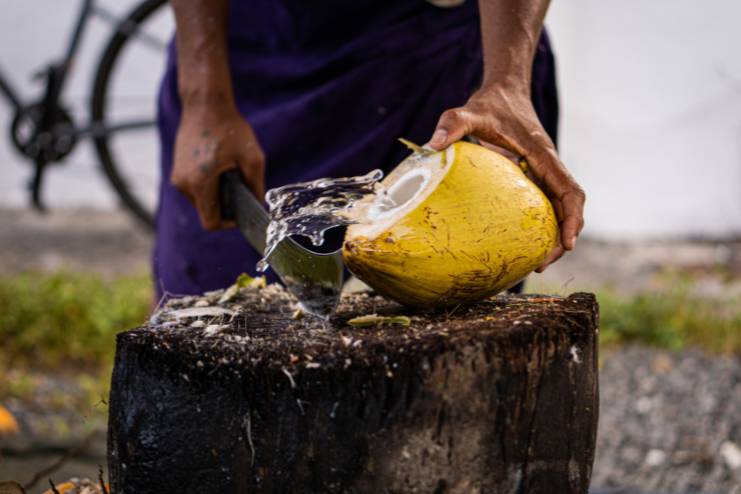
<box><xmin>218</xmin><ymin>169</ymin><xmax>269</xmax><ymax>252</ymax></box>
<box><xmin>219</xmin><ymin>169</ymin><xmax>239</xmax><ymax>222</ymax></box>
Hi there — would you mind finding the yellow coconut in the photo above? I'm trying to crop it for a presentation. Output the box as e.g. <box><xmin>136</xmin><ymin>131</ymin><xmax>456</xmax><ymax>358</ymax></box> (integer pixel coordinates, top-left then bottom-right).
<box><xmin>343</xmin><ymin>141</ymin><xmax>558</xmax><ymax>308</ymax></box>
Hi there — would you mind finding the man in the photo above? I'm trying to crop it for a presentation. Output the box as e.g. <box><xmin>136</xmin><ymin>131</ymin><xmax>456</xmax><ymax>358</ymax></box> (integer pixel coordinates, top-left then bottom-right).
<box><xmin>155</xmin><ymin>0</ymin><xmax>585</xmax><ymax>297</ymax></box>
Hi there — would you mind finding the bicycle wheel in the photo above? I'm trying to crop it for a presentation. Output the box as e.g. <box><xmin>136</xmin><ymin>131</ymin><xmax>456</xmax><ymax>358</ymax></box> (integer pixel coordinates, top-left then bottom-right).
<box><xmin>91</xmin><ymin>0</ymin><xmax>170</xmax><ymax>230</ymax></box>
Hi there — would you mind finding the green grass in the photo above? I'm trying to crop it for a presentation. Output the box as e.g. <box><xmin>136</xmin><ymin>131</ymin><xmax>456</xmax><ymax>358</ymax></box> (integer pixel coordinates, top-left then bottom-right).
<box><xmin>0</xmin><ymin>271</ymin><xmax>152</xmax><ymax>369</ymax></box>
<box><xmin>597</xmin><ymin>289</ymin><xmax>741</xmax><ymax>354</ymax></box>
<box><xmin>0</xmin><ymin>271</ymin><xmax>151</xmax><ymax>431</ymax></box>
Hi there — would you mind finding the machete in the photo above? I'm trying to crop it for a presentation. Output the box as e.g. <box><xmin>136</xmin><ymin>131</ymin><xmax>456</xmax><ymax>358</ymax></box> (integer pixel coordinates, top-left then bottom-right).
<box><xmin>219</xmin><ymin>170</ymin><xmax>344</xmax><ymax>318</ymax></box>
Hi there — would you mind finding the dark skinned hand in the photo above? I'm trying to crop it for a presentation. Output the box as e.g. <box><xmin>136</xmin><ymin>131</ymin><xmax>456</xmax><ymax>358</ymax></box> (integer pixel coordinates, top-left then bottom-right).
<box><xmin>170</xmin><ymin>102</ymin><xmax>265</xmax><ymax>230</ymax></box>
<box><xmin>427</xmin><ymin>83</ymin><xmax>586</xmax><ymax>272</ymax></box>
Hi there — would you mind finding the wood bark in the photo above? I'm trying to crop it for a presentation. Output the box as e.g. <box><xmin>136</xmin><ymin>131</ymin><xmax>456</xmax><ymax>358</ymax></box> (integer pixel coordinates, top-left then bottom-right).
<box><xmin>108</xmin><ymin>288</ymin><xmax>599</xmax><ymax>493</ymax></box>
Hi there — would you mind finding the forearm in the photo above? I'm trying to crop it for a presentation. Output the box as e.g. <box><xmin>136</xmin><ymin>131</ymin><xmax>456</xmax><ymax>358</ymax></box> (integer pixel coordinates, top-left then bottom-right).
<box><xmin>170</xmin><ymin>0</ymin><xmax>234</xmax><ymax>109</ymax></box>
<box><xmin>478</xmin><ymin>0</ymin><xmax>550</xmax><ymax>90</ymax></box>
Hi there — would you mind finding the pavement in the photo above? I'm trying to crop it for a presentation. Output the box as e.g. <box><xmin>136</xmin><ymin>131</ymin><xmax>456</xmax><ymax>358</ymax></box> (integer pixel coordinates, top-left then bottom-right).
<box><xmin>0</xmin><ymin>209</ymin><xmax>151</xmax><ymax>278</ymax></box>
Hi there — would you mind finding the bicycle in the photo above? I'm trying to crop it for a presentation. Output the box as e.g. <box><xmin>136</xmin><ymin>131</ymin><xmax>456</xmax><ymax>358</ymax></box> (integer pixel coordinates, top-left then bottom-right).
<box><xmin>0</xmin><ymin>0</ymin><xmax>170</xmax><ymax>229</ymax></box>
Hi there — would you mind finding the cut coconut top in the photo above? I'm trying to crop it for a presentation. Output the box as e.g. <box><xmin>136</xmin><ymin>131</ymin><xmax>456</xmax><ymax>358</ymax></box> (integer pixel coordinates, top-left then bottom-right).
<box><xmin>347</xmin><ymin>145</ymin><xmax>455</xmax><ymax>240</ymax></box>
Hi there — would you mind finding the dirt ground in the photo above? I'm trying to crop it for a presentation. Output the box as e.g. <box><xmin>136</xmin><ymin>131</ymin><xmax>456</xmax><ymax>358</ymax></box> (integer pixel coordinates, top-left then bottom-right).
<box><xmin>1</xmin><ymin>208</ymin><xmax>740</xmax><ymax>492</ymax></box>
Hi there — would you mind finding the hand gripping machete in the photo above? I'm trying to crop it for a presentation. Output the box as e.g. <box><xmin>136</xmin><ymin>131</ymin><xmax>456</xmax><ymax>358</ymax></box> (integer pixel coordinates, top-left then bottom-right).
<box><xmin>219</xmin><ymin>170</ymin><xmax>344</xmax><ymax>318</ymax></box>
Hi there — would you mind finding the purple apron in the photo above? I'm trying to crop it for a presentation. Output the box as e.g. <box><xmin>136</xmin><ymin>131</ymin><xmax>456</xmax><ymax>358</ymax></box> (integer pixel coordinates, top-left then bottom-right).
<box><xmin>154</xmin><ymin>0</ymin><xmax>559</xmax><ymax>297</ymax></box>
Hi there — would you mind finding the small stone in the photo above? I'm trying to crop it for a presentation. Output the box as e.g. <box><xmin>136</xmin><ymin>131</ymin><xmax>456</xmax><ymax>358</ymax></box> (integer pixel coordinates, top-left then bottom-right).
<box><xmin>191</xmin><ymin>320</ymin><xmax>206</xmax><ymax>329</ymax></box>
<box><xmin>645</xmin><ymin>449</ymin><xmax>666</xmax><ymax>467</ymax></box>
<box><xmin>193</xmin><ymin>300</ymin><xmax>210</xmax><ymax>308</ymax></box>
<box><xmin>720</xmin><ymin>441</ymin><xmax>741</xmax><ymax>470</ymax></box>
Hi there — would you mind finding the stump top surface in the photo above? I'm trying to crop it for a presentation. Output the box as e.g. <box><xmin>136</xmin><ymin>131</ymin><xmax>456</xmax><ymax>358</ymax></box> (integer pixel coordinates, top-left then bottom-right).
<box><xmin>123</xmin><ymin>284</ymin><xmax>597</xmax><ymax>372</ymax></box>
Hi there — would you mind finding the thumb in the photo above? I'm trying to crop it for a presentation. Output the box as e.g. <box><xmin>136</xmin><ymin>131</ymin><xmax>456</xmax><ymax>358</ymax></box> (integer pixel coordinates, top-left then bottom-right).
<box><xmin>426</xmin><ymin>108</ymin><xmax>477</xmax><ymax>150</ymax></box>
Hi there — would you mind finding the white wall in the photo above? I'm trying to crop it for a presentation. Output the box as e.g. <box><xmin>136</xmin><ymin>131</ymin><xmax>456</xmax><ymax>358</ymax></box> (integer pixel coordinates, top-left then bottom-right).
<box><xmin>1</xmin><ymin>1</ymin><xmax>740</xmax><ymax>239</ymax></box>
<box><xmin>546</xmin><ymin>0</ymin><xmax>741</xmax><ymax>239</ymax></box>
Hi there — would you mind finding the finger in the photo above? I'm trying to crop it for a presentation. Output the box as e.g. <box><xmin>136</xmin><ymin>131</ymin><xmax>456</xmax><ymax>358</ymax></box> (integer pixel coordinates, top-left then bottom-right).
<box><xmin>237</xmin><ymin>130</ymin><xmax>266</xmax><ymax>200</ymax></box>
<box><xmin>535</xmin><ymin>244</ymin><xmax>565</xmax><ymax>273</ymax></box>
<box><xmin>558</xmin><ymin>188</ymin><xmax>586</xmax><ymax>251</ymax></box>
<box><xmin>237</xmin><ymin>149</ymin><xmax>266</xmax><ymax>201</ymax></box>
<box><xmin>517</xmin><ymin>143</ymin><xmax>584</xmax><ymax>250</ymax></box>
<box><xmin>169</xmin><ymin>167</ymin><xmax>196</xmax><ymax>204</ymax></box>
<box><xmin>172</xmin><ymin>180</ymin><xmax>196</xmax><ymax>205</ymax></box>
<box><xmin>195</xmin><ymin>176</ymin><xmax>223</xmax><ymax>231</ymax></box>
<box><xmin>426</xmin><ymin>108</ymin><xmax>480</xmax><ymax>150</ymax></box>
<box><xmin>550</xmin><ymin>192</ymin><xmax>564</xmax><ymax>223</ymax></box>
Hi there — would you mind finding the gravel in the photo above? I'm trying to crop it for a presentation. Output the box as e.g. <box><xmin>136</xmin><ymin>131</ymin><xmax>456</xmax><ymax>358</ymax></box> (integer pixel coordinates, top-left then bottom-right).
<box><xmin>593</xmin><ymin>346</ymin><xmax>741</xmax><ymax>493</ymax></box>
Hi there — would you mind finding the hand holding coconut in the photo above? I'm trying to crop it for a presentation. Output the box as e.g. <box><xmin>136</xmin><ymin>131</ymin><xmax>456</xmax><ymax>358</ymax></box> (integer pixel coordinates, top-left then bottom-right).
<box><xmin>427</xmin><ymin>0</ymin><xmax>586</xmax><ymax>272</ymax></box>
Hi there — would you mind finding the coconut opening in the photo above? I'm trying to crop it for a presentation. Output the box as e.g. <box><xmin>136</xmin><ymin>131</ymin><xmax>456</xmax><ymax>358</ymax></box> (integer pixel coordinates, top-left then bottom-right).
<box><xmin>368</xmin><ymin>168</ymin><xmax>431</xmax><ymax>220</ymax></box>
<box><xmin>347</xmin><ymin>145</ymin><xmax>455</xmax><ymax>240</ymax></box>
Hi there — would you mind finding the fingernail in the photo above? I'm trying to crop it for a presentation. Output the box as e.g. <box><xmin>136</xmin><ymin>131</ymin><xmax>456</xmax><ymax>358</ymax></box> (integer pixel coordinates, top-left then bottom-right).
<box><xmin>429</xmin><ymin>128</ymin><xmax>447</xmax><ymax>147</ymax></box>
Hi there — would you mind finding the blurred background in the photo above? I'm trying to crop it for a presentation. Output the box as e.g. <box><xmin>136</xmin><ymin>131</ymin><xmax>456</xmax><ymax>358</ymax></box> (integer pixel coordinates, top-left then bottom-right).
<box><xmin>0</xmin><ymin>1</ymin><xmax>739</xmax><ymax>492</ymax></box>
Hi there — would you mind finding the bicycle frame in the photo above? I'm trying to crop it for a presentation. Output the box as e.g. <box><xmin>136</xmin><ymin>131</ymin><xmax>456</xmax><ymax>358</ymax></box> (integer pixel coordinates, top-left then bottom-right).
<box><xmin>0</xmin><ymin>0</ymin><xmax>158</xmax><ymax>127</ymax></box>
<box><xmin>0</xmin><ymin>0</ymin><xmax>159</xmax><ymax>211</ymax></box>
<box><xmin>0</xmin><ymin>0</ymin><xmax>94</xmax><ymax>113</ymax></box>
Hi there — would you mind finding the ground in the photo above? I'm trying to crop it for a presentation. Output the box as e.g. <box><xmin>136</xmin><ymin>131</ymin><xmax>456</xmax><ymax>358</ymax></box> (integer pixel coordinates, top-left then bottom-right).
<box><xmin>0</xmin><ymin>208</ymin><xmax>739</xmax><ymax>493</ymax></box>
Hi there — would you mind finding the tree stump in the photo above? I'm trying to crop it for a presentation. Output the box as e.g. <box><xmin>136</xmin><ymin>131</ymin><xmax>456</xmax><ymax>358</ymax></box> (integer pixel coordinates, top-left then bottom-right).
<box><xmin>107</xmin><ymin>285</ymin><xmax>599</xmax><ymax>493</ymax></box>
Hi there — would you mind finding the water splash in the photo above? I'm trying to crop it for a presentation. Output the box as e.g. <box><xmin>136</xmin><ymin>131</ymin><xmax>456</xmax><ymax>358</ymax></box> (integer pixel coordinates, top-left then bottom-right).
<box><xmin>257</xmin><ymin>169</ymin><xmax>391</xmax><ymax>271</ymax></box>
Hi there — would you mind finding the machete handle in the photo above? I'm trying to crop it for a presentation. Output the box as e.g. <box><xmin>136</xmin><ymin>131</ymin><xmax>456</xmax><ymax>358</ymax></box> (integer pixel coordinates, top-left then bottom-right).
<box><xmin>218</xmin><ymin>169</ymin><xmax>269</xmax><ymax>252</ymax></box>
<box><xmin>219</xmin><ymin>169</ymin><xmax>239</xmax><ymax>222</ymax></box>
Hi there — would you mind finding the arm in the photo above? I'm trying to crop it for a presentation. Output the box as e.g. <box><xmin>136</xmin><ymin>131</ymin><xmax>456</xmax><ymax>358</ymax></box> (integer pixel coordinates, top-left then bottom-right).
<box><xmin>169</xmin><ymin>0</ymin><xmax>265</xmax><ymax>230</ymax></box>
<box><xmin>427</xmin><ymin>0</ymin><xmax>585</xmax><ymax>271</ymax></box>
